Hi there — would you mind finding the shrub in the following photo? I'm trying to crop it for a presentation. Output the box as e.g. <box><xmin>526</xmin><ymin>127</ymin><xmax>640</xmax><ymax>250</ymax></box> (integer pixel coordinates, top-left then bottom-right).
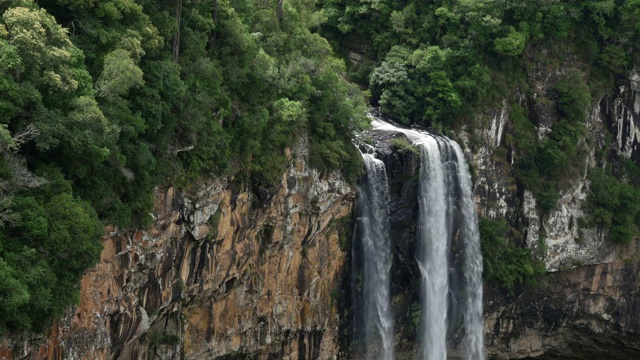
<box><xmin>586</xmin><ymin>168</ymin><xmax>640</xmax><ymax>244</ymax></box>
<box><xmin>479</xmin><ymin>218</ymin><xmax>546</xmax><ymax>294</ymax></box>
<box><xmin>391</xmin><ymin>137</ymin><xmax>420</xmax><ymax>156</ymax></box>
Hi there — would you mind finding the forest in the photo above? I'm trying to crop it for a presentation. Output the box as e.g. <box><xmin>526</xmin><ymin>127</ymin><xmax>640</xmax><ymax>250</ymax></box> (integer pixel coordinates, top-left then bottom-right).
<box><xmin>0</xmin><ymin>0</ymin><xmax>639</xmax><ymax>335</ymax></box>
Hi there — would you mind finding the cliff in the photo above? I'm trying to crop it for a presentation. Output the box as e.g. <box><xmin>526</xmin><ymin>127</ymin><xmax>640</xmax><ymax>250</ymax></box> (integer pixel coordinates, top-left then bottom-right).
<box><xmin>4</xmin><ymin>71</ymin><xmax>640</xmax><ymax>360</ymax></box>
<box><xmin>344</xmin><ymin>67</ymin><xmax>640</xmax><ymax>359</ymax></box>
<box><xmin>0</xmin><ymin>141</ymin><xmax>354</xmax><ymax>360</ymax></box>
<box><xmin>485</xmin><ymin>253</ymin><xmax>640</xmax><ymax>360</ymax></box>
<box><xmin>465</xmin><ymin>69</ymin><xmax>640</xmax><ymax>358</ymax></box>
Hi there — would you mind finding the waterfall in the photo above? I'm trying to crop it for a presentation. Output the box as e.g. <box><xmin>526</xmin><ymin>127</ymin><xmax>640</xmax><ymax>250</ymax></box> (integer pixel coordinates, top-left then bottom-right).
<box><xmin>452</xmin><ymin>143</ymin><xmax>485</xmax><ymax>360</ymax></box>
<box><xmin>370</xmin><ymin>116</ymin><xmax>484</xmax><ymax>360</ymax></box>
<box><xmin>417</xmin><ymin>137</ymin><xmax>455</xmax><ymax>360</ymax></box>
<box><xmin>358</xmin><ymin>153</ymin><xmax>394</xmax><ymax>360</ymax></box>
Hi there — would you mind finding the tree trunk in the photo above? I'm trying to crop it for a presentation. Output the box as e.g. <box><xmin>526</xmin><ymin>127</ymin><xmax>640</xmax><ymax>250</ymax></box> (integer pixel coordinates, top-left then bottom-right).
<box><xmin>277</xmin><ymin>0</ymin><xmax>283</xmax><ymax>23</ymax></box>
<box><xmin>172</xmin><ymin>0</ymin><xmax>183</xmax><ymax>63</ymax></box>
<box><xmin>207</xmin><ymin>0</ymin><xmax>219</xmax><ymax>50</ymax></box>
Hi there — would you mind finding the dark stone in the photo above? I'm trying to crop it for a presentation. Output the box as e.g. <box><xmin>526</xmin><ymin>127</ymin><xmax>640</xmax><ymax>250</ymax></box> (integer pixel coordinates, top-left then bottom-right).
<box><xmin>485</xmin><ymin>260</ymin><xmax>640</xmax><ymax>360</ymax></box>
<box><xmin>287</xmin><ymin>176</ymin><xmax>297</xmax><ymax>191</ymax></box>
<box><xmin>601</xmin><ymin>82</ymin><xmax>640</xmax><ymax>166</ymax></box>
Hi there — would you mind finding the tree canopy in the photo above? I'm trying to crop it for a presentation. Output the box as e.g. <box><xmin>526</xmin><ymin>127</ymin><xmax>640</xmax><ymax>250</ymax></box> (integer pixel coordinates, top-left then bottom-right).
<box><xmin>0</xmin><ymin>0</ymin><xmax>368</xmax><ymax>333</ymax></box>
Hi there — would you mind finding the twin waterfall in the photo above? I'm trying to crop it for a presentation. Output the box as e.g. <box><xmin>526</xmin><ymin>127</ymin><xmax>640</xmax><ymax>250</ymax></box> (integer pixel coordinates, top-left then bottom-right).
<box><xmin>356</xmin><ymin>117</ymin><xmax>484</xmax><ymax>359</ymax></box>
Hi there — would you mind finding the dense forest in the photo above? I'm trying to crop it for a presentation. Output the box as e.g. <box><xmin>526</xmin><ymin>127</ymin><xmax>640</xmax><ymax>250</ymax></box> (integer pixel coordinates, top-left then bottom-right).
<box><xmin>0</xmin><ymin>0</ymin><xmax>368</xmax><ymax>333</ymax></box>
<box><xmin>1</xmin><ymin>0</ymin><xmax>639</xmax><ymax>336</ymax></box>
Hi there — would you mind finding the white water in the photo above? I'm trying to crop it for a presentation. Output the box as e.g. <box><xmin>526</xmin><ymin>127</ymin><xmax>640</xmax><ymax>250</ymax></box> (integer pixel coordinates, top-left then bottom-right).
<box><xmin>370</xmin><ymin>116</ymin><xmax>484</xmax><ymax>360</ymax></box>
<box><xmin>452</xmin><ymin>143</ymin><xmax>485</xmax><ymax>360</ymax></box>
<box><xmin>359</xmin><ymin>153</ymin><xmax>394</xmax><ymax>360</ymax></box>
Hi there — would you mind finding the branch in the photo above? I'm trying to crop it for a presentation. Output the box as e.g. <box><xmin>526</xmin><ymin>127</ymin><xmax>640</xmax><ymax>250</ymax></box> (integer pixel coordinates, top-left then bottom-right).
<box><xmin>11</xmin><ymin>124</ymin><xmax>39</xmax><ymax>147</ymax></box>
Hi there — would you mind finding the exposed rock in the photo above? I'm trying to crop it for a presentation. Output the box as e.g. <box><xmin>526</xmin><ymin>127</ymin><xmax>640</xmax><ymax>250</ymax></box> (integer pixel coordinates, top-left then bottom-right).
<box><xmin>485</xmin><ymin>243</ymin><xmax>640</xmax><ymax>360</ymax></box>
<box><xmin>5</xmin><ymin>62</ymin><xmax>640</xmax><ymax>360</ymax></box>
<box><xmin>462</xmin><ymin>100</ymin><xmax>517</xmax><ymax>221</ymax></box>
<box><xmin>363</xmin><ymin>128</ymin><xmax>421</xmax><ymax>290</ymax></box>
<box><xmin>602</xmin><ymin>70</ymin><xmax>640</xmax><ymax>164</ymax></box>
<box><xmin>1</xmin><ymin>139</ymin><xmax>354</xmax><ymax>360</ymax></box>
<box><xmin>522</xmin><ymin>105</ymin><xmax>613</xmax><ymax>271</ymax></box>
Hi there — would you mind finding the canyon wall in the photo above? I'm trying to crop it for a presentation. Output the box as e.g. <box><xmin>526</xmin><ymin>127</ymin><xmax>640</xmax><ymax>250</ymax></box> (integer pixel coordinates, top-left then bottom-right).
<box><xmin>466</xmin><ymin>70</ymin><xmax>640</xmax><ymax>359</ymax></box>
<box><xmin>346</xmin><ymin>69</ymin><xmax>640</xmax><ymax>360</ymax></box>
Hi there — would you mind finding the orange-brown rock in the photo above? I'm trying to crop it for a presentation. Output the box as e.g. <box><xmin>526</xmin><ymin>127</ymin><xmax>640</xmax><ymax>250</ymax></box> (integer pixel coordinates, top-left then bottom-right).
<box><xmin>1</xmin><ymin>144</ymin><xmax>354</xmax><ymax>360</ymax></box>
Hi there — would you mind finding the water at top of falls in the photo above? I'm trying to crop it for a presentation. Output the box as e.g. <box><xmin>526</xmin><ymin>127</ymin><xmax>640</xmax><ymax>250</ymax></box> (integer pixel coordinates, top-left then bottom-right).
<box><xmin>370</xmin><ymin>115</ymin><xmax>484</xmax><ymax>360</ymax></box>
<box><xmin>359</xmin><ymin>152</ymin><xmax>394</xmax><ymax>360</ymax></box>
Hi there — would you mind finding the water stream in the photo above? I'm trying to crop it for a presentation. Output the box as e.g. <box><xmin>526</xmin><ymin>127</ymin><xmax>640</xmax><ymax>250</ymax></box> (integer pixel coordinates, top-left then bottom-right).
<box><xmin>365</xmin><ymin>116</ymin><xmax>484</xmax><ymax>360</ymax></box>
<box><xmin>358</xmin><ymin>152</ymin><xmax>394</xmax><ymax>360</ymax></box>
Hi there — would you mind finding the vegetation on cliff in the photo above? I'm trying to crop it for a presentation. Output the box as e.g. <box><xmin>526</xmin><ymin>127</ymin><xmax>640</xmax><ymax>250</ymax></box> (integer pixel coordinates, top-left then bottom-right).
<box><xmin>2</xmin><ymin>0</ymin><xmax>640</xmax><ymax>332</ymax></box>
<box><xmin>479</xmin><ymin>217</ymin><xmax>545</xmax><ymax>294</ymax></box>
<box><xmin>0</xmin><ymin>0</ymin><xmax>368</xmax><ymax>334</ymax></box>
<box><xmin>319</xmin><ymin>0</ymin><xmax>640</xmax><ymax>291</ymax></box>
<box><xmin>320</xmin><ymin>0</ymin><xmax>639</xmax><ymax>127</ymax></box>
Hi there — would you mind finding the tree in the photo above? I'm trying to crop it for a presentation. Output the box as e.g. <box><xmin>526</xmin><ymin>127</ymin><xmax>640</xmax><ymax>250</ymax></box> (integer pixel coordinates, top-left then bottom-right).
<box><xmin>494</xmin><ymin>26</ymin><xmax>526</xmax><ymax>56</ymax></box>
<box><xmin>95</xmin><ymin>48</ymin><xmax>144</xmax><ymax>100</ymax></box>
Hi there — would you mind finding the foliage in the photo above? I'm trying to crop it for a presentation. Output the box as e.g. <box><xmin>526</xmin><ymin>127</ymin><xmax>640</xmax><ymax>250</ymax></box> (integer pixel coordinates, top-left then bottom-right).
<box><xmin>0</xmin><ymin>0</ymin><xmax>370</xmax><ymax>334</ymax></box>
<box><xmin>0</xmin><ymin>183</ymin><xmax>102</xmax><ymax>333</ymax></box>
<box><xmin>514</xmin><ymin>69</ymin><xmax>590</xmax><ymax>213</ymax></box>
<box><xmin>479</xmin><ymin>217</ymin><xmax>546</xmax><ymax>294</ymax></box>
<box><xmin>391</xmin><ymin>137</ymin><xmax>419</xmax><ymax>156</ymax></box>
<box><xmin>320</xmin><ymin>0</ymin><xmax>639</xmax><ymax>128</ymax></box>
<box><xmin>149</xmin><ymin>330</ymin><xmax>181</xmax><ymax>347</ymax></box>
<box><xmin>586</xmin><ymin>168</ymin><xmax>640</xmax><ymax>244</ymax></box>
<box><xmin>329</xmin><ymin>215</ymin><xmax>353</xmax><ymax>252</ymax></box>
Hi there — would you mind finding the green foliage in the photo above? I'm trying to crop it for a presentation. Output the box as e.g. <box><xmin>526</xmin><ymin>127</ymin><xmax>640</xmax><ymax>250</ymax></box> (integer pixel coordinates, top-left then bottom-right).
<box><xmin>514</xmin><ymin>69</ymin><xmax>590</xmax><ymax>213</ymax></box>
<box><xmin>586</xmin><ymin>168</ymin><xmax>640</xmax><ymax>244</ymax></box>
<box><xmin>553</xmin><ymin>69</ymin><xmax>592</xmax><ymax>124</ymax></box>
<box><xmin>95</xmin><ymin>48</ymin><xmax>144</xmax><ymax>100</ymax></box>
<box><xmin>505</xmin><ymin>104</ymin><xmax>537</xmax><ymax>157</ymax></box>
<box><xmin>0</xmin><ymin>0</ymin><xmax>370</xmax><ymax>335</ymax></box>
<box><xmin>320</xmin><ymin>0</ymin><xmax>639</xmax><ymax>128</ymax></box>
<box><xmin>391</xmin><ymin>137</ymin><xmax>419</xmax><ymax>156</ymax></box>
<box><xmin>0</xmin><ymin>182</ymin><xmax>102</xmax><ymax>333</ymax></box>
<box><xmin>329</xmin><ymin>215</ymin><xmax>353</xmax><ymax>253</ymax></box>
<box><xmin>494</xmin><ymin>27</ymin><xmax>527</xmax><ymax>56</ymax></box>
<box><xmin>479</xmin><ymin>218</ymin><xmax>546</xmax><ymax>294</ymax></box>
<box><xmin>149</xmin><ymin>330</ymin><xmax>181</xmax><ymax>347</ymax></box>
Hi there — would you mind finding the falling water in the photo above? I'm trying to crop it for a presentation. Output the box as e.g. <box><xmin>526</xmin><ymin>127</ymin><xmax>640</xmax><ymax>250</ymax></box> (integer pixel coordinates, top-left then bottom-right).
<box><xmin>370</xmin><ymin>116</ymin><xmax>484</xmax><ymax>360</ymax></box>
<box><xmin>452</xmin><ymin>143</ymin><xmax>485</xmax><ymax>360</ymax></box>
<box><xmin>417</xmin><ymin>137</ymin><xmax>455</xmax><ymax>360</ymax></box>
<box><xmin>358</xmin><ymin>153</ymin><xmax>394</xmax><ymax>360</ymax></box>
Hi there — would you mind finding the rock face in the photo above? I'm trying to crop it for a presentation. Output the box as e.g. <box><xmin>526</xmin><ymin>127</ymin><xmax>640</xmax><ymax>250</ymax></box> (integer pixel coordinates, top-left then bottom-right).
<box><xmin>351</xmin><ymin>67</ymin><xmax>640</xmax><ymax>359</ymax></box>
<box><xmin>462</xmin><ymin>81</ymin><xmax>613</xmax><ymax>273</ymax></box>
<box><xmin>4</xmin><ymin>67</ymin><xmax>640</xmax><ymax>360</ymax></box>
<box><xmin>485</xmin><ymin>248</ymin><xmax>640</xmax><ymax>360</ymax></box>
<box><xmin>602</xmin><ymin>70</ymin><xmax>640</xmax><ymax>164</ymax></box>
<box><xmin>0</xmin><ymin>141</ymin><xmax>354</xmax><ymax>360</ymax></box>
<box><xmin>347</xmin><ymin>128</ymin><xmax>422</xmax><ymax>359</ymax></box>
<box><xmin>462</xmin><ymin>68</ymin><xmax>640</xmax><ymax>358</ymax></box>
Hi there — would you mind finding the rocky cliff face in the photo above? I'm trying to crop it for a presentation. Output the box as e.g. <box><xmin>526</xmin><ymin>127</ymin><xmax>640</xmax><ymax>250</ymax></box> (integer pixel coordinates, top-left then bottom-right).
<box><xmin>464</xmin><ymin>68</ymin><xmax>640</xmax><ymax>358</ymax></box>
<box><xmin>4</xmin><ymin>68</ymin><xmax>640</xmax><ymax>360</ymax></box>
<box><xmin>485</xmin><ymin>248</ymin><xmax>640</xmax><ymax>360</ymax></box>
<box><xmin>0</xmin><ymin>140</ymin><xmax>354</xmax><ymax>360</ymax></box>
<box><xmin>349</xmin><ymin>67</ymin><xmax>640</xmax><ymax>359</ymax></box>
<box><xmin>602</xmin><ymin>71</ymin><xmax>640</xmax><ymax>164</ymax></box>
